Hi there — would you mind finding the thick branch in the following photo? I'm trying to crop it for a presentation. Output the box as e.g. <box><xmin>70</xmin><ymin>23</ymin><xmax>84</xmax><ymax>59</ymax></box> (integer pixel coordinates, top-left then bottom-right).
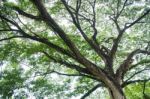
<box><xmin>0</xmin><ymin>13</ymin><xmax>110</xmax><ymax>85</ymax></box>
<box><xmin>42</xmin><ymin>51</ymin><xmax>91</xmax><ymax>75</ymax></box>
<box><xmin>109</xmin><ymin>0</ymin><xmax>128</xmax><ymax>58</ymax></box>
<box><xmin>30</xmin><ymin>1</ymin><xmax>113</xmax><ymax>84</ymax></box>
<box><xmin>0</xmin><ymin>14</ymin><xmax>74</xmax><ymax>58</ymax></box>
<box><xmin>61</xmin><ymin>0</ymin><xmax>108</xmax><ymax>62</ymax></box>
<box><xmin>30</xmin><ymin>0</ymin><xmax>83</xmax><ymax>59</ymax></box>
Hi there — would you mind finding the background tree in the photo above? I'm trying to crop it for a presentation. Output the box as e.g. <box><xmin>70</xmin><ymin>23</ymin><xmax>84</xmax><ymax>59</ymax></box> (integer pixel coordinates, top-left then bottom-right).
<box><xmin>0</xmin><ymin>0</ymin><xmax>150</xmax><ymax>99</ymax></box>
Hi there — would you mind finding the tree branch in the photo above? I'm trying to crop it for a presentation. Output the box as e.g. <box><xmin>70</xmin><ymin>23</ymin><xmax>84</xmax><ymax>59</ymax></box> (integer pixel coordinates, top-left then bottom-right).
<box><xmin>42</xmin><ymin>51</ymin><xmax>91</xmax><ymax>75</ymax></box>
<box><xmin>122</xmin><ymin>78</ymin><xmax>150</xmax><ymax>87</ymax></box>
<box><xmin>81</xmin><ymin>84</ymin><xmax>102</xmax><ymax>99</ymax></box>
<box><xmin>0</xmin><ymin>35</ymin><xmax>24</xmax><ymax>42</ymax></box>
<box><xmin>0</xmin><ymin>1</ymin><xmax>123</xmax><ymax>92</ymax></box>
<box><xmin>0</xmin><ymin>14</ymin><xmax>74</xmax><ymax>58</ymax></box>
<box><xmin>124</xmin><ymin>9</ymin><xmax>150</xmax><ymax>30</ymax></box>
<box><xmin>116</xmin><ymin>49</ymin><xmax>150</xmax><ymax>82</ymax></box>
<box><xmin>110</xmin><ymin>7</ymin><xmax>150</xmax><ymax>59</ymax></box>
<box><xmin>129</xmin><ymin>59</ymin><xmax>150</xmax><ymax>71</ymax></box>
<box><xmin>60</xmin><ymin>0</ymin><xmax>108</xmax><ymax>62</ymax></box>
<box><xmin>11</xmin><ymin>6</ymin><xmax>41</xmax><ymax>20</ymax></box>
<box><xmin>89</xmin><ymin>0</ymin><xmax>98</xmax><ymax>43</ymax></box>
<box><xmin>52</xmin><ymin>71</ymin><xmax>81</xmax><ymax>76</ymax></box>
<box><xmin>116</xmin><ymin>0</ymin><xmax>128</xmax><ymax>18</ymax></box>
<box><xmin>35</xmin><ymin>70</ymin><xmax>82</xmax><ymax>77</ymax></box>
<box><xmin>124</xmin><ymin>68</ymin><xmax>150</xmax><ymax>83</ymax></box>
<box><xmin>30</xmin><ymin>0</ymin><xmax>83</xmax><ymax>59</ymax></box>
<box><xmin>30</xmin><ymin>1</ymin><xmax>112</xmax><ymax>83</ymax></box>
<box><xmin>0</xmin><ymin>29</ymin><xmax>19</xmax><ymax>32</ymax></box>
<box><xmin>0</xmin><ymin>13</ymin><xmax>109</xmax><ymax>84</ymax></box>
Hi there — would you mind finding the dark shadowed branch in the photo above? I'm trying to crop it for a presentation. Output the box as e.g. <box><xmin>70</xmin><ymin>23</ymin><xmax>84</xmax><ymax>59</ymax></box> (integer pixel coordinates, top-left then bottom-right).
<box><xmin>0</xmin><ymin>14</ymin><xmax>75</xmax><ymax>58</ymax></box>
<box><xmin>34</xmin><ymin>70</ymin><xmax>82</xmax><ymax>77</ymax></box>
<box><xmin>81</xmin><ymin>84</ymin><xmax>102</xmax><ymax>99</ymax></box>
<box><xmin>124</xmin><ymin>68</ymin><xmax>150</xmax><ymax>83</ymax></box>
<box><xmin>0</xmin><ymin>35</ymin><xmax>24</xmax><ymax>42</ymax></box>
<box><xmin>116</xmin><ymin>0</ymin><xmax>128</xmax><ymax>18</ymax></box>
<box><xmin>11</xmin><ymin>6</ymin><xmax>41</xmax><ymax>20</ymax></box>
<box><xmin>0</xmin><ymin>29</ymin><xmax>19</xmax><ymax>32</ymax></box>
<box><xmin>60</xmin><ymin>0</ymin><xmax>108</xmax><ymax>61</ymax></box>
<box><xmin>87</xmin><ymin>0</ymin><xmax>98</xmax><ymax>43</ymax></box>
<box><xmin>30</xmin><ymin>0</ymin><xmax>105</xmax><ymax>73</ymax></box>
<box><xmin>110</xmin><ymin>6</ymin><xmax>150</xmax><ymax>60</ymax></box>
<box><xmin>0</xmin><ymin>12</ymin><xmax>109</xmax><ymax>84</ymax></box>
<box><xmin>129</xmin><ymin>59</ymin><xmax>150</xmax><ymax>71</ymax></box>
<box><xmin>124</xmin><ymin>9</ymin><xmax>150</xmax><ymax>30</ymax></box>
<box><xmin>122</xmin><ymin>77</ymin><xmax>150</xmax><ymax>87</ymax></box>
<box><xmin>42</xmin><ymin>51</ymin><xmax>91</xmax><ymax>75</ymax></box>
<box><xmin>116</xmin><ymin>49</ymin><xmax>150</xmax><ymax>82</ymax></box>
<box><xmin>30</xmin><ymin>0</ymin><xmax>85</xmax><ymax>60</ymax></box>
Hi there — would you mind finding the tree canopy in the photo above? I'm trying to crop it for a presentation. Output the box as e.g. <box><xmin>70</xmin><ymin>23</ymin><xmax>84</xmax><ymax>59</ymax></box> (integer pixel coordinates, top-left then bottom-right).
<box><xmin>0</xmin><ymin>0</ymin><xmax>150</xmax><ymax>99</ymax></box>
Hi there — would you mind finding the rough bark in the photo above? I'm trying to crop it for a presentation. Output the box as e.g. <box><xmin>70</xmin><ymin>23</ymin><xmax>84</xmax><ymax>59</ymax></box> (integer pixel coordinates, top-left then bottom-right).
<box><xmin>108</xmin><ymin>87</ymin><xmax>126</xmax><ymax>99</ymax></box>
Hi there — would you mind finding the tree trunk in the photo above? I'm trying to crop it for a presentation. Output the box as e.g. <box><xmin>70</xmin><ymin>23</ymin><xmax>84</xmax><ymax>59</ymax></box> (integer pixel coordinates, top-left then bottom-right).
<box><xmin>108</xmin><ymin>87</ymin><xmax>126</xmax><ymax>99</ymax></box>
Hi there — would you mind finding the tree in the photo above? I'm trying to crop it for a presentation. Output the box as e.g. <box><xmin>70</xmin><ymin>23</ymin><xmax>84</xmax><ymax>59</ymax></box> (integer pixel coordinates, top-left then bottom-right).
<box><xmin>0</xmin><ymin>0</ymin><xmax>150</xmax><ymax>99</ymax></box>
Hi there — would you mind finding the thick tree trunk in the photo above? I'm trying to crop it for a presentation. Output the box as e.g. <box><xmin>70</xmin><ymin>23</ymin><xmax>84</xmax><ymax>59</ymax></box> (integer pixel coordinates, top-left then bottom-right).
<box><xmin>108</xmin><ymin>87</ymin><xmax>126</xmax><ymax>99</ymax></box>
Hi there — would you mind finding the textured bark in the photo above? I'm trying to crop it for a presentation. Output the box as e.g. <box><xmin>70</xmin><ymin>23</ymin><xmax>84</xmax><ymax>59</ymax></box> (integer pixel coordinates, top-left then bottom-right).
<box><xmin>108</xmin><ymin>87</ymin><xmax>126</xmax><ymax>99</ymax></box>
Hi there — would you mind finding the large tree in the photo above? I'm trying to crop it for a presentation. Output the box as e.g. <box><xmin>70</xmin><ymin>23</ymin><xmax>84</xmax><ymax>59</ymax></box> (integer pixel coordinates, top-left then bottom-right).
<box><xmin>0</xmin><ymin>0</ymin><xmax>150</xmax><ymax>99</ymax></box>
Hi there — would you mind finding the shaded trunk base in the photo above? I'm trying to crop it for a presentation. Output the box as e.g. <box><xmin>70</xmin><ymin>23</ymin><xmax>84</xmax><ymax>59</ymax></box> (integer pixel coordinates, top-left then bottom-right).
<box><xmin>108</xmin><ymin>88</ymin><xmax>126</xmax><ymax>99</ymax></box>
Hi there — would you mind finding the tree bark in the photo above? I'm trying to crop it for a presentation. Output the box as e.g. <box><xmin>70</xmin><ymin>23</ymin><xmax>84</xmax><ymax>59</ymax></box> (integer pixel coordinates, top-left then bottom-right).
<box><xmin>108</xmin><ymin>87</ymin><xmax>126</xmax><ymax>99</ymax></box>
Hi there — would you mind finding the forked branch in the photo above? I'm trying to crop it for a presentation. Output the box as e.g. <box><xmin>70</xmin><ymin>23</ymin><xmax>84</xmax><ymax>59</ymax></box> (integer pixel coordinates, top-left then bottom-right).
<box><xmin>116</xmin><ymin>49</ymin><xmax>150</xmax><ymax>82</ymax></box>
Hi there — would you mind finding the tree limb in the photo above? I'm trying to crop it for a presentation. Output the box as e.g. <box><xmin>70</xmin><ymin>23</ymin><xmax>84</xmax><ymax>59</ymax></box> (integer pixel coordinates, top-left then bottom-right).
<box><xmin>11</xmin><ymin>6</ymin><xmax>41</xmax><ymax>20</ymax></box>
<box><xmin>0</xmin><ymin>29</ymin><xmax>19</xmax><ymax>32</ymax></box>
<box><xmin>42</xmin><ymin>51</ymin><xmax>91</xmax><ymax>75</ymax></box>
<box><xmin>0</xmin><ymin>14</ymin><xmax>75</xmax><ymax>58</ymax></box>
<box><xmin>124</xmin><ymin>68</ymin><xmax>150</xmax><ymax>83</ymax></box>
<box><xmin>52</xmin><ymin>71</ymin><xmax>81</xmax><ymax>76</ymax></box>
<box><xmin>116</xmin><ymin>49</ymin><xmax>150</xmax><ymax>81</ymax></box>
<box><xmin>116</xmin><ymin>0</ymin><xmax>128</xmax><ymax>18</ymax></box>
<box><xmin>129</xmin><ymin>59</ymin><xmax>150</xmax><ymax>71</ymax></box>
<box><xmin>30</xmin><ymin>0</ymin><xmax>83</xmax><ymax>59</ymax></box>
<box><xmin>0</xmin><ymin>13</ymin><xmax>110</xmax><ymax>85</ymax></box>
<box><xmin>110</xmin><ymin>7</ymin><xmax>150</xmax><ymax>60</ymax></box>
<box><xmin>0</xmin><ymin>35</ymin><xmax>24</xmax><ymax>42</ymax></box>
<box><xmin>60</xmin><ymin>0</ymin><xmax>108</xmax><ymax>62</ymax></box>
<box><xmin>81</xmin><ymin>84</ymin><xmax>102</xmax><ymax>99</ymax></box>
<box><xmin>35</xmin><ymin>70</ymin><xmax>82</xmax><ymax>77</ymax></box>
<box><xmin>122</xmin><ymin>78</ymin><xmax>150</xmax><ymax>87</ymax></box>
<box><xmin>124</xmin><ymin>9</ymin><xmax>150</xmax><ymax>30</ymax></box>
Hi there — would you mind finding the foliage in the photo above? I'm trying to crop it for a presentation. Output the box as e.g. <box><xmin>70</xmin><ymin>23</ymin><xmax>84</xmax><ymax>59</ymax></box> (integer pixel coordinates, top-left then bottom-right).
<box><xmin>0</xmin><ymin>65</ymin><xmax>25</xmax><ymax>98</ymax></box>
<box><xmin>0</xmin><ymin>0</ymin><xmax>150</xmax><ymax>99</ymax></box>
